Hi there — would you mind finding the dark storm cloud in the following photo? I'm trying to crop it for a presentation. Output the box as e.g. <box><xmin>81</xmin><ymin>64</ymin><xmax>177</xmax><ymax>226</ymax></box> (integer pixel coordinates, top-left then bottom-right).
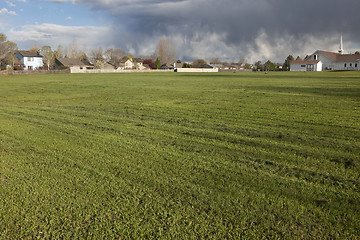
<box><xmin>52</xmin><ymin>0</ymin><xmax>360</xmax><ymax>61</ymax></box>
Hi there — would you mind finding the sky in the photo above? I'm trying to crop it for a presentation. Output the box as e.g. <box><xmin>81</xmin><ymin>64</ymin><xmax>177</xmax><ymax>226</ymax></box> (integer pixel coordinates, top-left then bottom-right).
<box><xmin>1</xmin><ymin>0</ymin><xmax>360</xmax><ymax>62</ymax></box>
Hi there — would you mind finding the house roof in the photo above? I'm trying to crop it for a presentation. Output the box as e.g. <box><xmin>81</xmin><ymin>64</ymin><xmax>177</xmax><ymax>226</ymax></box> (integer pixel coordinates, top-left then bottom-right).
<box><xmin>291</xmin><ymin>60</ymin><xmax>320</xmax><ymax>64</ymax></box>
<box><xmin>160</xmin><ymin>63</ymin><xmax>174</xmax><ymax>69</ymax></box>
<box><xmin>119</xmin><ymin>57</ymin><xmax>131</xmax><ymax>63</ymax></box>
<box><xmin>13</xmin><ymin>58</ymin><xmax>25</xmax><ymax>66</ymax></box>
<box><xmin>18</xmin><ymin>50</ymin><xmax>42</xmax><ymax>57</ymax></box>
<box><xmin>132</xmin><ymin>58</ymin><xmax>143</xmax><ymax>63</ymax></box>
<box><xmin>317</xmin><ymin>51</ymin><xmax>360</xmax><ymax>62</ymax></box>
<box><xmin>56</xmin><ymin>58</ymin><xmax>89</xmax><ymax>67</ymax></box>
<box><xmin>103</xmin><ymin>62</ymin><xmax>116</xmax><ymax>69</ymax></box>
<box><xmin>336</xmin><ymin>54</ymin><xmax>360</xmax><ymax>62</ymax></box>
<box><xmin>174</xmin><ymin>62</ymin><xmax>183</xmax><ymax>68</ymax></box>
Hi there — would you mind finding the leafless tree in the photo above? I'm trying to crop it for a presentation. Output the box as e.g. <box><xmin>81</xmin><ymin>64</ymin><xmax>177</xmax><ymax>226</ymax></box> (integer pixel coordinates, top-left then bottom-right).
<box><xmin>104</xmin><ymin>48</ymin><xmax>127</xmax><ymax>68</ymax></box>
<box><xmin>41</xmin><ymin>46</ymin><xmax>54</xmax><ymax>70</ymax></box>
<box><xmin>210</xmin><ymin>58</ymin><xmax>221</xmax><ymax>64</ymax></box>
<box><xmin>65</xmin><ymin>40</ymin><xmax>86</xmax><ymax>59</ymax></box>
<box><xmin>192</xmin><ymin>59</ymin><xmax>208</xmax><ymax>68</ymax></box>
<box><xmin>54</xmin><ymin>45</ymin><xmax>63</xmax><ymax>59</ymax></box>
<box><xmin>155</xmin><ymin>37</ymin><xmax>177</xmax><ymax>65</ymax></box>
<box><xmin>90</xmin><ymin>47</ymin><xmax>104</xmax><ymax>63</ymax></box>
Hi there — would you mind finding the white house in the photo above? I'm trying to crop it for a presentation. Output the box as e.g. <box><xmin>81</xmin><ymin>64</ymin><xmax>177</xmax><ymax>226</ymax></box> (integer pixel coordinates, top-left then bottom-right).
<box><xmin>16</xmin><ymin>50</ymin><xmax>44</xmax><ymax>70</ymax></box>
<box><xmin>290</xmin><ymin>60</ymin><xmax>322</xmax><ymax>71</ymax></box>
<box><xmin>116</xmin><ymin>57</ymin><xmax>145</xmax><ymax>70</ymax></box>
<box><xmin>305</xmin><ymin>50</ymin><xmax>360</xmax><ymax>71</ymax></box>
<box><xmin>290</xmin><ymin>37</ymin><xmax>360</xmax><ymax>71</ymax></box>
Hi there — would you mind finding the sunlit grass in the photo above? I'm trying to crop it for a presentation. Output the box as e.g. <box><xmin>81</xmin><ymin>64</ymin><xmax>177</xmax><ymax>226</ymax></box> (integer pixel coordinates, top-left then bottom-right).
<box><xmin>0</xmin><ymin>71</ymin><xmax>359</xmax><ymax>239</ymax></box>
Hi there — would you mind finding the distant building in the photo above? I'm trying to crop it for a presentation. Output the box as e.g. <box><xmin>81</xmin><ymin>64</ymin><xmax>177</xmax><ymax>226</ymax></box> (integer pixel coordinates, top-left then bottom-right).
<box><xmin>290</xmin><ymin>36</ymin><xmax>360</xmax><ymax>71</ymax></box>
<box><xmin>290</xmin><ymin>60</ymin><xmax>322</xmax><ymax>72</ymax></box>
<box><xmin>16</xmin><ymin>50</ymin><xmax>43</xmax><ymax>70</ymax></box>
<box><xmin>116</xmin><ymin>57</ymin><xmax>145</xmax><ymax>70</ymax></box>
<box><xmin>55</xmin><ymin>58</ymin><xmax>93</xmax><ymax>70</ymax></box>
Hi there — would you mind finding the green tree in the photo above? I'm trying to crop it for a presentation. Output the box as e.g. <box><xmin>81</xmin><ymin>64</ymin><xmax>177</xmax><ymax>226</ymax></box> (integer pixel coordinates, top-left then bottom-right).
<box><xmin>282</xmin><ymin>55</ymin><xmax>294</xmax><ymax>71</ymax></box>
<box><xmin>0</xmin><ymin>33</ymin><xmax>18</xmax><ymax>68</ymax></box>
<box><xmin>265</xmin><ymin>60</ymin><xmax>277</xmax><ymax>71</ymax></box>
<box><xmin>255</xmin><ymin>61</ymin><xmax>263</xmax><ymax>71</ymax></box>
<box><xmin>355</xmin><ymin>51</ymin><xmax>360</xmax><ymax>55</ymax></box>
<box><xmin>182</xmin><ymin>63</ymin><xmax>191</xmax><ymax>68</ymax></box>
<box><xmin>155</xmin><ymin>58</ymin><xmax>161</xmax><ymax>69</ymax></box>
<box><xmin>244</xmin><ymin>63</ymin><xmax>251</xmax><ymax>69</ymax></box>
<box><xmin>3</xmin><ymin>41</ymin><xmax>18</xmax><ymax>68</ymax></box>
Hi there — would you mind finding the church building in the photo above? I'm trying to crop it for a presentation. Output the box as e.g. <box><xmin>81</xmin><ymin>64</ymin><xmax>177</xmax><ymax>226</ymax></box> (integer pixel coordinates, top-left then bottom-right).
<box><xmin>290</xmin><ymin>36</ymin><xmax>360</xmax><ymax>71</ymax></box>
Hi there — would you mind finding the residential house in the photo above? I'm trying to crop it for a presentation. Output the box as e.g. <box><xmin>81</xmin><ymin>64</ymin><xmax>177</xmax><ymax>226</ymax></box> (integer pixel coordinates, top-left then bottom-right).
<box><xmin>16</xmin><ymin>50</ymin><xmax>43</xmax><ymax>70</ymax></box>
<box><xmin>117</xmin><ymin>57</ymin><xmax>133</xmax><ymax>70</ymax></box>
<box><xmin>117</xmin><ymin>57</ymin><xmax>145</xmax><ymax>70</ymax></box>
<box><xmin>173</xmin><ymin>62</ymin><xmax>183</xmax><ymax>69</ymax></box>
<box><xmin>132</xmin><ymin>58</ymin><xmax>145</xmax><ymax>70</ymax></box>
<box><xmin>160</xmin><ymin>63</ymin><xmax>174</xmax><ymax>70</ymax></box>
<box><xmin>55</xmin><ymin>58</ymin><xmax>93</xmax><ymax>70</ymax></box>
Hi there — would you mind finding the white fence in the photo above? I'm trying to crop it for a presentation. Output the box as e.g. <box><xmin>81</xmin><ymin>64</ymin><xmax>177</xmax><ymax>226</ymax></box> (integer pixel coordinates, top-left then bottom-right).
<box><xmin>176</xmin><ymin>68</ymin><xmax>219</xmax><ymax>73</ymax></box>
<box><xmin>70</xmin><ymin>67</ymin><xmax>173</xmax><ymax>73</ymax></box>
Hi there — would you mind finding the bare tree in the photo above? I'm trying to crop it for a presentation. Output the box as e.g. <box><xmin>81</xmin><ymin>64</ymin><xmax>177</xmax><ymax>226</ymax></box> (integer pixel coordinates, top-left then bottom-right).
<box><xmin>155</xmin><ymin>37</ymin><xmax>177</xmax><ymax>65</ymax></box>
<box><xmin>65</xmin><ymin>40</ymin><xmax>86</xmax><ymax>59</ymax></box>
<box><xmin>54</xmin><ymin>45</ymin><xmax>63</xmax><ymax>59</ymax></box>
<box><xmin>192</xmin><ymin>59</ymin><xmax>208</xmax><ymax>68</ymax></box>
<box><xmin>41</xmin><ymin>46</ymin><xmax>54</xmax><ymax>70</ymax></box>
<box><xmin>104</xmin><ymin>48</ymin><xmax>126</xmax><ymax>68</ymax></box>
<box><xmin>210</xmin><ymin>58</ymin><xmax>221</xmax><ymax>64</ymax></box>
<box><xmin>90</xmin><ymin>47</ymin><xmax>104</xmax><ymax>63</ymax></box>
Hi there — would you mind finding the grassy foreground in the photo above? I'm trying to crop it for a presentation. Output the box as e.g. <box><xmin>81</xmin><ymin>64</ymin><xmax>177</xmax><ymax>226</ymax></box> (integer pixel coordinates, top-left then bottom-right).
<box><xmin>0</xmin><ymin>71</ymin><xmax>359</xmax><ymax>239</ymax></box>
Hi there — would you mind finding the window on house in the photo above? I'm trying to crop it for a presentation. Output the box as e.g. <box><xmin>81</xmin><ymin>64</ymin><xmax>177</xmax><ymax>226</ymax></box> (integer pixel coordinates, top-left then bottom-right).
<box><xmin>344</xmin><ymin>63</ymin><xmax>347</xmax><ymax>67</ymax></box>
<box><xmin>28</xmin><ymin>57</ymin><xmax>34</xmax><ymax>61</ymax></box>
<box><xmin>301</xmin><ymin>65</ymin><xmax>306</xmax><ymax>67</ymax></box>
<box><xmin>350</xmin><ymin>63</ymin><xmax>352</xmax><ymax>67</ymax></box>
<box><xmin>314</xmin><ymin>55</ymin><xmax>317</xmax><ymax>60</ymax></box>
<box><xmin>356</xmin><ymin>64</ymin><xmax>358</xmax><ymax>68</ymax></box>
<box><xmin>306</xmin><ymin>64</ymin><xmax>315</xmax><ymax>71</ymax></box>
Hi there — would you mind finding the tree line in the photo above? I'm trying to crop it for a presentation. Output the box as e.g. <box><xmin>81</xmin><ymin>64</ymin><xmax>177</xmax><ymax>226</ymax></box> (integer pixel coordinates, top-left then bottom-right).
<box><xmin>5</xmin><ymin>32</ymin><xmax>356</xmax><ymax>71</ymax></box>
<box><xmin>0</xmin><ymin>34</ymin><xmax>178</xmax><ymax>70</ymax></box>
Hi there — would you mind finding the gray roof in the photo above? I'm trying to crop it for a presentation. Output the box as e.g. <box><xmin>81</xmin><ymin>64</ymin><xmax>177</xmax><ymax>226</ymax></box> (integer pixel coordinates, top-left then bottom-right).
<box><xmin>56</xmin><ymin>58</ymin><xmax>89</xmax><ymax>67</ymax></box>
<box><xmin>18</xmin><ymin>50</ymin><xmax>42</xmax><ymax>57</ymax></box>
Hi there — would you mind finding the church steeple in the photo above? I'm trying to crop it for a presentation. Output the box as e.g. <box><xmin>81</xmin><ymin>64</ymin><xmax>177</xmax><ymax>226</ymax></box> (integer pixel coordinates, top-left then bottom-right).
<box><xmin>338</xmin><ymin>35</ymin><xmax>344</xmax><ymax>54</ymax></box>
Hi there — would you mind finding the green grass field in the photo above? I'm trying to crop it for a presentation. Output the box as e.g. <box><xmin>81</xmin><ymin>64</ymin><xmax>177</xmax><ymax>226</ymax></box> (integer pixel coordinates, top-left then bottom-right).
<box><xmin>0</xmin><ymin>71</ymin><xmax>359</xmax><ymax>239</ymax></box>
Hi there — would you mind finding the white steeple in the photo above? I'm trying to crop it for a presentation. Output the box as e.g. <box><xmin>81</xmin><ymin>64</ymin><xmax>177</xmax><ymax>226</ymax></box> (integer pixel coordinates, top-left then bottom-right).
<box><xmin>338</xmin><ymin>35</ymin><xmax>344</xmax><ymax>54</ymax></box>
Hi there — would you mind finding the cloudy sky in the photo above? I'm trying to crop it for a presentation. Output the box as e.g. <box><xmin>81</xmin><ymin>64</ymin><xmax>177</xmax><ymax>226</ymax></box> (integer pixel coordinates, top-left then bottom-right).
<box><xmin>1</xmin><ymin>0</ymin><xmax>360</xmax><ymax>62</ymax></box>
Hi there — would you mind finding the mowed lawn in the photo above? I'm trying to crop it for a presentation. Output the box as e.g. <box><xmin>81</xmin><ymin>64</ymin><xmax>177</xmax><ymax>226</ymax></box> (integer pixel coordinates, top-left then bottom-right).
<box><xmin>0</xmin><ymin>71</ymin><xmax>359</xmax><ymax>239</ymax></box>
